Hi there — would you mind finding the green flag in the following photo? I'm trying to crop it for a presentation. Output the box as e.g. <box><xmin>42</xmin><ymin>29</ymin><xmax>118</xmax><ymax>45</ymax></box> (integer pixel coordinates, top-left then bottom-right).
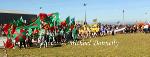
<box><xmin>53</xmin><ymin>12</ymin><xmax>59</xmax><ymax>21</ymax></box>
<box><xmin>28</xmin><ymin>28</ymin><xmax>32</xmax><ymax>36</ymax></box>
<box><xmin>29</xmin><ymin>17</ymin><xmax>41</xmax><ymax>29</ymax></box>
<box><xmin>66</xmin><ymin>16</ymin><xmax>70</xmax><ymax>25</ymax></box>
<box><xmin>12</xmin><ymin>27</ymin><xmax>20</xmax><ymax>39</ymax></box>
<box><xmin>31</xmin><ymin>17</ymin><xmax>41</xmax><ymax>26</ymax></box>
<box><xmin>64</xmin><ymin>26</ymin><xmax>70</xmax><ymax>33</ymax></box>
<box><xmin>53</xmin><ymin>12</ymin><xmax>60</xmax><ymax>26</ymax></box>
<box><xmin>13</xmin><ymin>34</ymin><xmax>17</xmax><ymax>39</ymax></box>
<box><xmin>15</xmin><ymin>17</ymin><xmax>24</xmax><ymax>27</ymax></box>
<box><xmin>20</xmin><ymin>16</ymin><xmax>24</xmax><ymax>22</ymax></box>
<box><xmin>72</xmin><ymin>27</ymin><xmax>77</xmax><ymax>34</ymax></box>
<box><xmin>16</xmin><ymin>27</ymin><xmax>20</xmax><ymax>34</ymax></box>
<box><xmin>71</xmin><ymin>18</ymin><xmax>75</xmax><ymax>25</ymax></box>
<box><xmin>47</xmin><ymin>12</ymin><xmax>60</xmax><ymax>27</ymax></box>
<box><xmin>72</xmin><ymin>27</ymin><xmax>78</xmax><ymax>42</ymax></box>
<box><xmin>45</xmin><ymin>15</ymin><xmax>53</xmax><ymax>23</ymax></box>
<box><xmin>7</xmin><ymin>29</ymin><xmax>11</xmax><ymax>38</ymax></box>
<box><xmin>47</xmin><ymin>14</ymin><xmax>54</xmax><ymax>27</ymax></box>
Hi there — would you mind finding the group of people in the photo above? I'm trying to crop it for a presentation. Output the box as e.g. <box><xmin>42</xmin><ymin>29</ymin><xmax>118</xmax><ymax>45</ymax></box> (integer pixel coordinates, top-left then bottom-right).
<box><xmin>0</xmin><ymin>23</ymin><xmax>150</xmax><ymax>49</ymax></box>
<box><xmin>77</xmin><ymin>23</ymin><xmax>150</xmax><ymax>39</ymax></box>
<box><xmin>77</xmin><ymin>24</ymin><xmax>123</xmax><ymax>38</ymax></box>
<box><xmin>124</xmin><ymin>24</ymin><xmax>150</xmax><ymax>33</ymax></box>
<box><xmin>0</xmin><ymin>23</ymin><xmax>78</xmax><ymax>49</ymax></box>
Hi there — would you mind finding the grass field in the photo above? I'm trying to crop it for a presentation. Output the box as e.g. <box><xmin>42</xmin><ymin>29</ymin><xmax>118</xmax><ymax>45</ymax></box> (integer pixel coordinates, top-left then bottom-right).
<box><xmin>0</xmin><ymin>33</ymin><xmax>150</xmax><ymax>57</ymax></box>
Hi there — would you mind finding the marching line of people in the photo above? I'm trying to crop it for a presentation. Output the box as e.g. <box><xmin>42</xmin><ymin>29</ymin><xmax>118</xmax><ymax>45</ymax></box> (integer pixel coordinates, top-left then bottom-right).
<box><xmin>0</xmin><ymin>23</ymin><xmax>150</xmax><ymax>49</ymax></box>
<box><xmin>77</xmin><ymin>24</ymin><xmax>150</xmax><ymax>39</ymax></box>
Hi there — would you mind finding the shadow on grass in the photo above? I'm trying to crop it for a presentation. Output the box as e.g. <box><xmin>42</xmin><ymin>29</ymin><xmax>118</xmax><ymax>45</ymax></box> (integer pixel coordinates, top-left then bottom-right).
<box><xmin>52</xmin><ymin>44</ymin><xmax>62</xmax><ymax>47</ymax></box>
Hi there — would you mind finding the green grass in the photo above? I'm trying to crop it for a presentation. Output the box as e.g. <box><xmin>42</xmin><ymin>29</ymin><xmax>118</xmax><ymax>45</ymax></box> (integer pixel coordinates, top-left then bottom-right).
<box><xmin>0</xmin><ymin>33</ymin><xmax>150</xmax><ymax>57</ymax></box>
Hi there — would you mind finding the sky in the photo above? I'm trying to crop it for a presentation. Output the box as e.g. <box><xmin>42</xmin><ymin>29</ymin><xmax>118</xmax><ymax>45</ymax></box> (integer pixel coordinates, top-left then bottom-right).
<box><xmin>0</xmin><ymin>0</ymin><xmax>150</xmax><ymax>24</ymax></box>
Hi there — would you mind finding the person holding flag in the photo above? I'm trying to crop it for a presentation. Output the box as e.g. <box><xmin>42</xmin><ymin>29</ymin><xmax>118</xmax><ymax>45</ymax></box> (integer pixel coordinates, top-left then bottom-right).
<box><xmin>19</xmin><ymin>27</ymin><xmax>26</xmax><ymax>49</ymax></box>
<box><xmin>72</xmin><ymin>26</ymin><xmax>78</xmax><ymax>42</ymax></box>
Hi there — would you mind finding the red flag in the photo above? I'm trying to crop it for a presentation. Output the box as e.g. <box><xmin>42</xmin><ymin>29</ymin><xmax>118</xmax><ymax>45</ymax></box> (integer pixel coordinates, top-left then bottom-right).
<box><xmin>49</xmin><ymin>26</ymin><xmax>57</xmax><ymax>32</ymax></box>
<box><xmin>3</xmin><ymin>24</ymin><xmax>11</xmax><ymax>35</ymax></box>
<box><xmin>15</xmin><ymin>36</ymin><xmax>20</xmax><ymax>43</ymax></box>
<box><xmin>20</xmin><ymin>29</ymin><xmax>25</xmax><ymax>33</ymax></box>
<box><xmin>3</xmin><ymin>38</ymin><xmax>14</xmax><ymax>48</ymax></box>
<box><xmin>70</xmin><ymin>25</ymin><xmax>74</xmax><ymax>31</ymax></box>
<box><xmin>61</xmin><ymin>21</ymin><xmax>67</xmax><ymax>27</ymax></box>
<box><xmin>20</xmin><ymin>29</ymin><xmax>26</xmax><ymax>40</ymax></box>
<box><xmin>11</xmin><ymin>25</ymin><xmax>16</xmax><ymax>34</ymax></box>
<box><xmin>39</xmin><ymin>13</ymin><xmax>48</xmax><ymax>21</ymax></box>
<box><xmin>50</xmin><ymin>27</ymin><xmax>54</xmax><ymax>32</ymax></box>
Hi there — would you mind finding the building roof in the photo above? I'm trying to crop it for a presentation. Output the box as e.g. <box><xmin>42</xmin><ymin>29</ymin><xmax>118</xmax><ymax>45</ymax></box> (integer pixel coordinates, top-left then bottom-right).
<box><xmin>0</xmin><ymin>9</ymin><xmax>36</xmax><ymax>15</ymax></box>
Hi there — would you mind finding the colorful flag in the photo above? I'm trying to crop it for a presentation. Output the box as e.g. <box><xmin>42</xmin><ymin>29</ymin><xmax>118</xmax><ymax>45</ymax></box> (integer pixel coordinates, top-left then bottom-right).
<box><xmin>3</xmin><ymin>38</ymin><xmax>14</xmax><ymax>48</ymax></box>
<box><xmin>71</xmin><ymin>18</ymin><xmax>75</xmax><ymax>25</ymax></box>
<box><xmin>3</xmin><ymin>24</ymin><xmax>11</xmax><ymax>35</ymax></box>
<box><xmin>29</xmin><ymin>17</ymin><xmax>41</xmax><ymax>29</ymax></box>
<box><xmin>11</xmin><ymin>25</ymin><xmax>16</xmax><ymax>34</ymax></box>
<box><xmin>66</xmin><ymin>16</ymin><xmax>70</xmax><ymax>25</ymax></box>
<box><xmin>27</xmin><ymin>28</ymin><xmax>32</xmax><ymax>36</ymax></box>
<box><xmin>39</xmin><ymin>13</ymin><xmax>48</xmax><ymax>21</ymax></box>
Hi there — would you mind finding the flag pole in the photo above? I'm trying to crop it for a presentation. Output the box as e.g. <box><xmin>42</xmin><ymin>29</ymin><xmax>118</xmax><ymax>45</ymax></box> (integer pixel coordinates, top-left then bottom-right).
<box><xmin>123</xmin><ymin>9</ymin><xmax>125</xmax><ymax>25</ymax></box>
<box><xmin>54</xmin><ymin>19</ymin><xmax>56</xmax><ymax>37</ymax></box>
<box><xmin>53</xmin><ymin>15</ymin><xmax>56</xmax><ymax>42</ymax></box>
<box><xmin>84</xmin><ymin>3</ymin><xmax>87</xmax><ymax>25</ymax></box>
<box><xmin>145</xmin><ymin>12</ymin><xmax>148</xmax><ymax>23</ymax></box>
